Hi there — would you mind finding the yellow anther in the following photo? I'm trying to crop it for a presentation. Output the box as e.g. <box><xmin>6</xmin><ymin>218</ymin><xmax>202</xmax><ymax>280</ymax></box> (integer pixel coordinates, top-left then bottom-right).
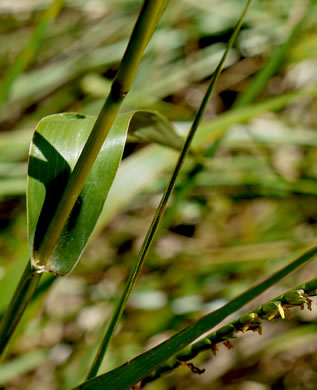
<box><xmin>277</xmin><ymin>302</ymin><xmax>285</xmax><ymax>319</ymax></box>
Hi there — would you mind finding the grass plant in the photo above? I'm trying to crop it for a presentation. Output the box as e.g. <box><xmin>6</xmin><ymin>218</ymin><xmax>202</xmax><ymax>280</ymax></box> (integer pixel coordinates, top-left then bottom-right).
<box><xmin>0</xmin><ymin>0</ymin><xmax>316</xmax><ymax>389</ymax></box>
<box><xmin>0</xmin><ymin>0</ymin><xmax>169</xmax><ymax>359</ymax></box>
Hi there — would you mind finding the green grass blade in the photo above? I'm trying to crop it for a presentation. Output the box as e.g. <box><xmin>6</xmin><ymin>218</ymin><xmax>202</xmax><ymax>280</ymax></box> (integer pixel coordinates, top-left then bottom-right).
<box><xmin>28</xmin><ymin>111</ymin><xmax>176</xmax><ymax>275</ymax></box>
<box><xmin>0</xmin><ymin>108</ymin><xmax>173</xmax><ymax>356</ymax></box>
<box><xmin>1</xmin><ymin>84</ymin><xmax>317</xmax><ymax>207</ymax></box>
<box><xmin>28</xmin><ymin>113</ymin><xmax>127</xmax><ymax>275</ymax></box>
<box><xmin>140</xmin><ymin>277</ymin><xmax>317</xmax><ymax>387</ymax></box>
<box><xmin>75</xmin><ymin>246</ymin><xmax>317</xmax><ymax>390</ymax></box>
<box><xmin>86</xmin><ymin>0</ymin><xmax>252</xmax><ymax>380</ymax></box>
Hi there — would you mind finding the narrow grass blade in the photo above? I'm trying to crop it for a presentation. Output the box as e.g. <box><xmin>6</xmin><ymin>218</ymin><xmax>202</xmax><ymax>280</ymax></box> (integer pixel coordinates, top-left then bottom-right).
<box><xmin>86</xmin><ymin>0</ymin><xmax>252</xmax><ymax>380</ymax></box>
<box><xmin>139</xmin><ymin>277</ymin><xmax>317</xmax><ymax>387</ymax></box>
<box><xmin>75</xmin><ymin>246</ymin><xmax>317</xmax><ymax>390</ymax></box>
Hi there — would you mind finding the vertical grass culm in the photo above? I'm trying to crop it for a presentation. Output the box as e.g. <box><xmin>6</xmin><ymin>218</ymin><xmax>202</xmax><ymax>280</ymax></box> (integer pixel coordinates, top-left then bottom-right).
<box><xmin>86</xmin><ymin>0</ymin><xmax>253</xmax><ymax>380</ymax></box>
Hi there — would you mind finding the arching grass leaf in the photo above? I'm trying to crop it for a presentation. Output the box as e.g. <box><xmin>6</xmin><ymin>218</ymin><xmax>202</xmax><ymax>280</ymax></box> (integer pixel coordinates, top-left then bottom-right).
<box><xmin>27</xmin><ymin>110</ymin><xmax>179</xmax><ymax>276</ymax></box>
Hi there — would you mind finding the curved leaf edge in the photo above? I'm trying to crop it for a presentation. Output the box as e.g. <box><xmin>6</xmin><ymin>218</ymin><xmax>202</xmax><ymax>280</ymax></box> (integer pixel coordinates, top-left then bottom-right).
<box><xmin>27</xmin><ymin>109</ymin><xmax>177</xmax><ymax>275</ymax></box>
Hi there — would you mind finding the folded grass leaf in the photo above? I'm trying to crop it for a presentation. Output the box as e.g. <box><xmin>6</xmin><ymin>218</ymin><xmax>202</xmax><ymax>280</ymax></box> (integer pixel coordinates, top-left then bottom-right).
<box><xmin>0</xmin><ymin>0</ymin><xmax>169</xmax><ymax>358</ymax></box>
<box><xmin>27</xmin><ymin>110</ymin><xmax>179</xmax><ymax>275</ymax></box>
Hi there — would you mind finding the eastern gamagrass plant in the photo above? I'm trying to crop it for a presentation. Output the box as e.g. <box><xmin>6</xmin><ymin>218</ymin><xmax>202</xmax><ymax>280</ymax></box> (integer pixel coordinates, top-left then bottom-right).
<box><xmin>0</xmin><ymin>1</ymin><xmax>316</xmax><ymax>389</ymax></box>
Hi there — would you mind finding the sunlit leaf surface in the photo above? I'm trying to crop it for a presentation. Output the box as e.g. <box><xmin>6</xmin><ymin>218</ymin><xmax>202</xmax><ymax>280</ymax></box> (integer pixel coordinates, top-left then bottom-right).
<box><xmin>27</xmin><ymin>111</ymin><xmax>179</xmax><ymax>275</ymax></box>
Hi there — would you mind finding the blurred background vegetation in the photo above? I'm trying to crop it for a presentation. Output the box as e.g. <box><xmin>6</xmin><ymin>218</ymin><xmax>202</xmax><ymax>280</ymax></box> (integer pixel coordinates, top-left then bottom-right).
<box><xmin>0</xmin><ymin>0</ymin><xmax>317</xmax><ymax>389</ymax></box>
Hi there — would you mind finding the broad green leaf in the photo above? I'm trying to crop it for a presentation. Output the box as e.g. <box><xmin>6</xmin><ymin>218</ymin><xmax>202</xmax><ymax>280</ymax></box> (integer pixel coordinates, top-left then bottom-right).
<box><xmin>27</xmin><ymin>110</ymin><xmax>179</xmax><ymax>276</ymax></box>
<box><xmin>75</xmin><ymin>246</ymin><xmax>317</xmax><ymax>390</ymax></box>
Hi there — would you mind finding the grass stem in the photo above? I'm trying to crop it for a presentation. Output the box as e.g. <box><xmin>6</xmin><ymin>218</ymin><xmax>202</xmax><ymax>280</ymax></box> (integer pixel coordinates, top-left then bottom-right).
<box><xmin>86</xmin><ymin>0</ymin><xmax>252</xmax><ymax>380</ymax></box>
<box><xmin>0</xmin><ymin>260</ymin><xmax>42</xmax><ymax>359</ymax></box>
<box><xmin>0</xmin><ymin>0</ymin><xmax>168</xmax><ymax>362</ymax></box>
